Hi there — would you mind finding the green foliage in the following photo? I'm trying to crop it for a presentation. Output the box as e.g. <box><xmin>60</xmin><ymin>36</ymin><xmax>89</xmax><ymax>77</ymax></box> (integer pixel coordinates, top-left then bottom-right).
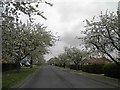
<box><xmin>81</xmin><ymin>63</ymin><xmax>120</xmax><ymax>79</ymax></box>
<box><xmin>69</xmin><ymin>64</ymin><xmax>81</xmax><ymax>70</ymax></box>
<box><xmin>81</xmin><ymin>64</ymin><xmax>104</xmax><ymax>74</ymax></box>
<box><xmin>2</xmin><ymin>63</ymin><xmax>17</xmax><ymax>72</ymax></box>
<box><xmin>103</xmin><ymin>63</ymin><xmax>120</xmax><ymax>79</ymax></box>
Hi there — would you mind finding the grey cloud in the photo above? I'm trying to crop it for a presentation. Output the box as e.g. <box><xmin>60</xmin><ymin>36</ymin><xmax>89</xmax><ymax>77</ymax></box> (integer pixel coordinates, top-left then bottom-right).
<box><xmin>57</xmin><ymin>2</ymin><xmax>86</xmax><ymax>22</ymax></box>
<box><xmin>61</xmin><ymin>33</ymin><xmax>80</xmax><ymax>46</ymax></box>
<box><xmin>56</xmin><ymin>1</ymin><xmax>117</xmax><ymax>23</ymax></box>
<box><xmin>61</xmin><ymin>22</ymin><xmax>83</xmax><ymax>47</ymax></box>
<box><xmin>44</xmin><ymin>41</ymin><xmax>67</xmax><ymax>60</ymax></box>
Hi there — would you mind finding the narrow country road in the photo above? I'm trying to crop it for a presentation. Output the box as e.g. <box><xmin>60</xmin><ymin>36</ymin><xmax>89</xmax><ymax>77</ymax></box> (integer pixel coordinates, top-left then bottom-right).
<box><xmin>17</xmin><ymin>65</ymin><xmax>116</xmax><ymax>88</ymax></box>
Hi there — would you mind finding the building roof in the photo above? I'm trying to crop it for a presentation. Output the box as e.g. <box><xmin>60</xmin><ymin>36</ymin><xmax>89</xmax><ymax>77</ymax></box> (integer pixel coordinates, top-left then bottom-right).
<box><xmin>80</xmin><ymin>57</ymin><xmax>112</xmax><ymax>65</ymax></box>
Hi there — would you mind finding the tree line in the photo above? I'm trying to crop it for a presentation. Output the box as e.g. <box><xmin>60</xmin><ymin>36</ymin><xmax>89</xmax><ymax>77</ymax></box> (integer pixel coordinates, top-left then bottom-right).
<box><xmin>48</xmin><ymin>46</ymin><xmax>88</xmax><ymax>70</ymax></box>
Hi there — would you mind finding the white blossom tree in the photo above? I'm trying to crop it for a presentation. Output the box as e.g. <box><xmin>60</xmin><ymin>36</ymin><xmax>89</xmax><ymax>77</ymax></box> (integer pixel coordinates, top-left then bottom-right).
<box><xmin>81</xmin><ymin>11</ymin><xmax>120</xmax><ymax>64</ymax></box>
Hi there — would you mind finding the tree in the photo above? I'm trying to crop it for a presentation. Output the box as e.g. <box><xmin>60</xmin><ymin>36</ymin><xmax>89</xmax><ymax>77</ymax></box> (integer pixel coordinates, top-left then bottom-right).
<box><xmin>2</xmin><ymin>20</ymin><xmax>56</xmax><ymax>71</ymax></box>
<box><xmin>65</xmin><ymin>47</ymin><xmax>87</xmax><ymax>70</ymax></box>
<box><xmin>57</xmin><ymin>53</ymin><xmax>69</xmax><ymax>68</ymax></box>
<box><xmin>81</xmin><ymin>11</ymin><xmax>120</xmax><ymax>64</ymax></box>
<box><xmin>48</xmin><ymin>47</ymin><xmax>88</xmax><ymax>69</ymax></box>
<box><xmin>2</xmin><ymin>1</ymin><xmax>55</xmax><ymax>71</ymax></box>
<box><xmin>2</xmin><ymin>1</ymin><xmax>52</xmax><ymax>23</ymax></box>
<box><xmin>48</xmin><ymin>57</ymin><xmax>59</xmax><ymax>66</ymax></box>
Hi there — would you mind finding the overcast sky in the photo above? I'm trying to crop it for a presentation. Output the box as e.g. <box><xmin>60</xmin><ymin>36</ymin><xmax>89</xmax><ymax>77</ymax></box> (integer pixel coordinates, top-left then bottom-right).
<box><xmin>24</xmin><ymin>0</ymin><xmax>119</xmax><ymax>61</ymax></box>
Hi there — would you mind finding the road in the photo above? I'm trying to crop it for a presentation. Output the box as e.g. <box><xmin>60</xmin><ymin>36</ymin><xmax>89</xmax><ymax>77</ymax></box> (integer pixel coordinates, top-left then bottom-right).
<box><xmin>18</xmin><ymin>65</ymin><xmax>116</xmax><ymax>88</ymax></box>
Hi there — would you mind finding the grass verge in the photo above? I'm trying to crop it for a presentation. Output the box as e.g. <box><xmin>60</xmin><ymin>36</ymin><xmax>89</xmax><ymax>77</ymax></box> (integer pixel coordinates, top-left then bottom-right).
<box><xmin>2</xmin><ymin>66</ymin><xmax>39</xmax><ymax>89</ymax></box>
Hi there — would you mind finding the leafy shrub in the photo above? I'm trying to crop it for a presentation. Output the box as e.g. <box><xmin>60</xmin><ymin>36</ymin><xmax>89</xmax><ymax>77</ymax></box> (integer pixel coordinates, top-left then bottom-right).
<box><xmin>103</xmin><ymin>63</ymin><xmax>120</xmax><ymax>79</ymax></box>
<box><xmin>69</xmin><ymin>64</ymin><xmax>81</xmax><ymax>70</ymax></box>
<box><xmin>2</xmin><ymin>63</ymin><xmax>17</xmax><ymax>72</ymax></box>
<box><xmin>81</xmin><ymin>63</ymin><xmax>104</xmax><ymax>74</ymax></box>
<box><xmin>69</xmin><ymin>64</ymin><xmax>76</xmax><ymax>69</ymax></box>
<box><xmin>81</xmin><ymin>63</ymin><xmax>120</xmax><ymax>79</ymax></box>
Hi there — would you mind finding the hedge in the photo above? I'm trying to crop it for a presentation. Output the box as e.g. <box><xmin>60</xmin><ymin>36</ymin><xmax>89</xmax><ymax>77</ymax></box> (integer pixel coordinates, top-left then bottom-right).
<box><xmin>55</xmin><ymin>62</ymin><xmax>120</xmax><ymax>79</ymax></box>
<box><xmin>81</xmin><ymin>63</ymin><xmax>104</xmax><ymax>74</ymax></box>
<box><xmin>2</xmin><ymin>63</ymin><xmax>17</xmax><ymax>72</ymax></box>
<box><xmin>103</xmin><ymin>63</ymin><xmax>120</xmax><ymax>79</ymax></box>
<box><xmin>80</xmin><ymin>63</ymin><xmax>120</xmax><ymax>79</ymax></box>
<box><xmin>68</xmin><ymin>64</ymin><xmax>81</xmax><ymax>70</ymax></box>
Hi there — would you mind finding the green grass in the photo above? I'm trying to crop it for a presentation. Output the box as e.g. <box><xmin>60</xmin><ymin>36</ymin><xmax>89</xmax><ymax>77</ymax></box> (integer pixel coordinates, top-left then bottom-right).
<box><xmin>2</xmin><ymin>67</ymin><xmax>39</xmax><ymax>89</ymax></box>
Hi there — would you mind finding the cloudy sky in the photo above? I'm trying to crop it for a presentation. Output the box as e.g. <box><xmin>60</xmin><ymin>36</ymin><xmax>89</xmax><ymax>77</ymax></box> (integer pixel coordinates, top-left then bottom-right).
<box><xmin>28</xmin><ymin>0</ymin><xmax>119</xmax><ymax>61</ymax></box>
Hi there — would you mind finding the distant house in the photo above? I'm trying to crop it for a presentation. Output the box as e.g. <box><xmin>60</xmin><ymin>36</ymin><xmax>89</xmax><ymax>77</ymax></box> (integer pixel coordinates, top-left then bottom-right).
<box><xmin>80</xmin><ymin>57</ymin><xmax>112</xmax><ymax>65</ymax></box>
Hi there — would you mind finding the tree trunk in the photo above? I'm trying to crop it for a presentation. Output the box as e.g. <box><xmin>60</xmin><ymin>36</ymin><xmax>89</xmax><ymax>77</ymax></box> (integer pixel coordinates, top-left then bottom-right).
<box><xmin>63</xmin><ymin>63</ymin><xmax>66</xmax><ymax>68</ymax></box>
<box><xmin>30</xmin><ymin>59</ymin><xmax>33</xmax><ymax>68</ymax></box>
<box><xmin>75</xmin><ymin>64</ymin><xmax>79</xmax><ymax>71</ymax></box>
<box><xmin>16</xmin><ymin>60</ymin><xmax>21</xmax><ymax>73</ymax></box>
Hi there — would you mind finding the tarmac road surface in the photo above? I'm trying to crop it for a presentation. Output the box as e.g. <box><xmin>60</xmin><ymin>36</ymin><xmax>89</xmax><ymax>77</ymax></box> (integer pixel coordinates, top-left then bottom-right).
<box><xmin>16</xmin><ymin>65</ymin><xmax>117</xmax><ymax>88</ymax></box>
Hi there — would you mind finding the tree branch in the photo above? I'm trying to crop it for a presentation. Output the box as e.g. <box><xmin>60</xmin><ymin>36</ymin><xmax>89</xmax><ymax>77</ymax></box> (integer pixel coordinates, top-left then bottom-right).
<box><xmin>105</xmin><ymin>26</ymin><xmax>120</xmax><ymax>51</ymax></box>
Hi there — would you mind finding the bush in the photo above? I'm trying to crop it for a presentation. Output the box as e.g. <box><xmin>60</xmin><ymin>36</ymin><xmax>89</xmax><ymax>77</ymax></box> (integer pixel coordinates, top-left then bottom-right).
<box><xmin>69</xmin><ymin>64</ymin><xmax>81</xmax><ymax>70</ymax></box>
<box><xmin>81</xmin><ymin>63</ymin><xmax>120</xmax><ymax>79</ymax></box>
<box><xmin>81</xmin><ymin>63</ymin><xmax>104</xmax><ymax>74</ymax></box>
<box><xmin>69</xmin><ymin>64</ymin><xmax>76</xmax><ymax>69</ymax></box>
<box><xmin>2</xmin><ymin>63</ymin><xmax>17</xmax><ymax>72</ymax></box>
<box><xmin>103</xmin><ymin>63</ymin><xmax>120</xmax><ymax>79</ymax></box>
